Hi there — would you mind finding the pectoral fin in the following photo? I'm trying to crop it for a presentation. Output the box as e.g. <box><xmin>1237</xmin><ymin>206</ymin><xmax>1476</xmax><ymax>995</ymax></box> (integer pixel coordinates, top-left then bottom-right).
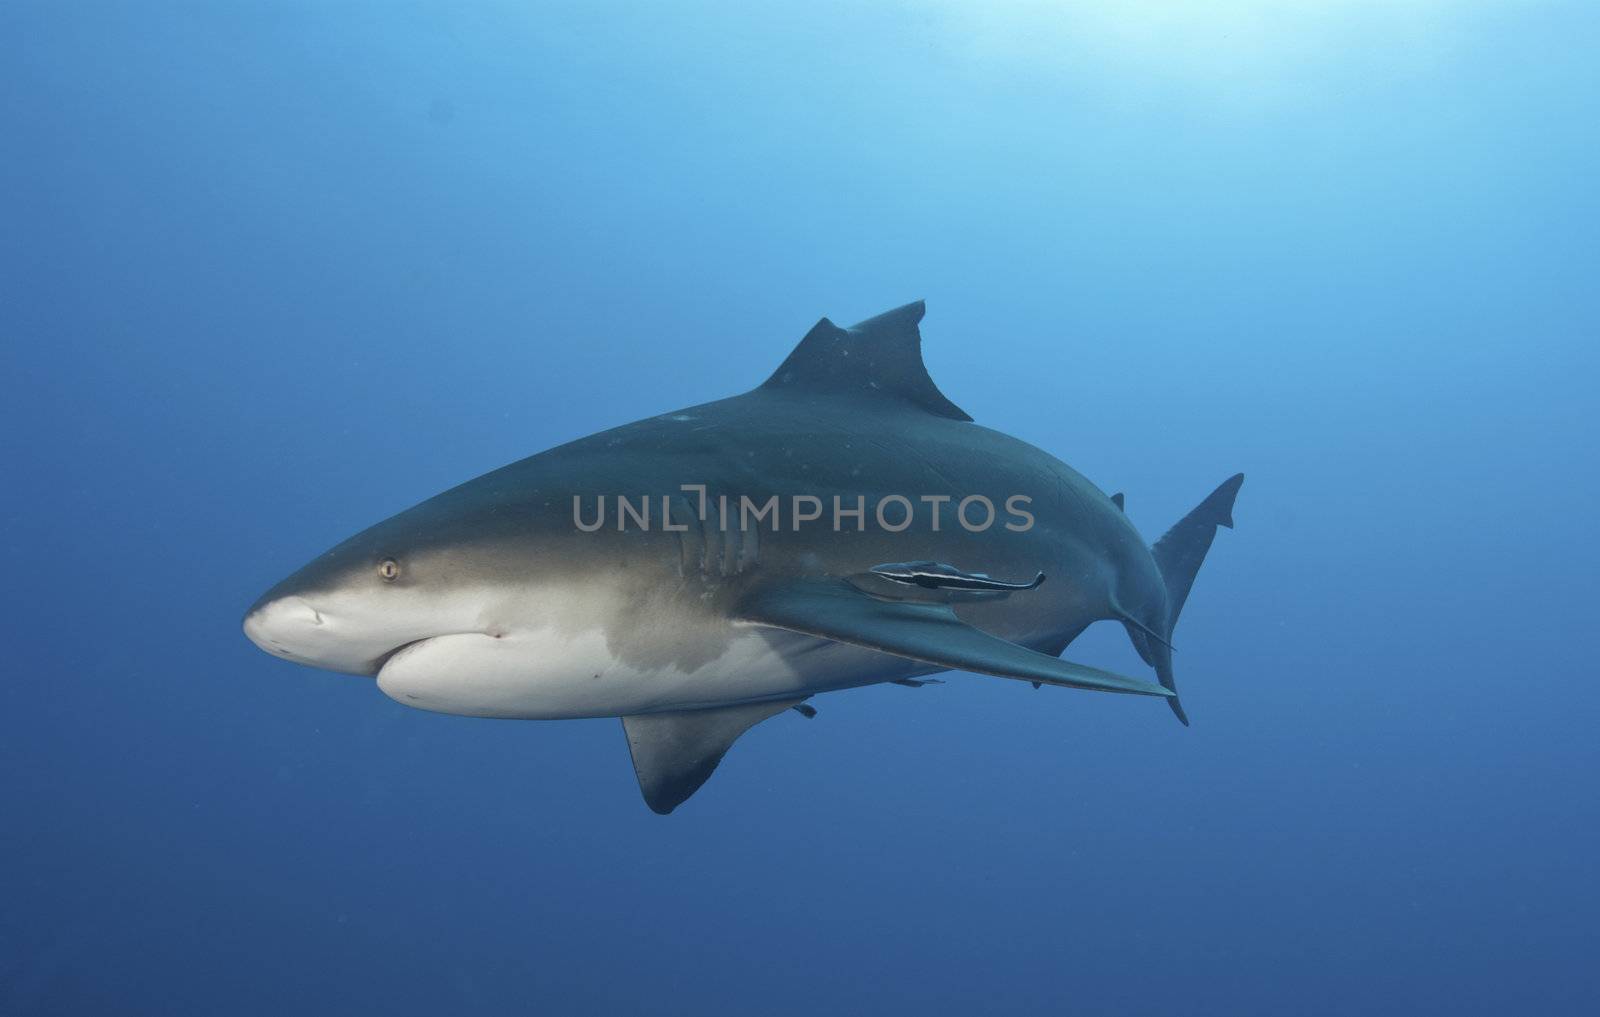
<box><xmin>621</xmin><ymin>698</ymin><xmax>803</xmax><ymax>815</ymax></box>
<box><xmin>740</xmin><ymin>582</ymin><xmax>1170</xmax><ymax>698</ymax></box>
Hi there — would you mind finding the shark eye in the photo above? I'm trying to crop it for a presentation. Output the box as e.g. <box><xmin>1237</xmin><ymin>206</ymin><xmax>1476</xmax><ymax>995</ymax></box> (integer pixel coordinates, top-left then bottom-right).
<box><xmin>378</xmin><ymin>558</ymin><xmax>400</xmax><ymax>582</ymax></box>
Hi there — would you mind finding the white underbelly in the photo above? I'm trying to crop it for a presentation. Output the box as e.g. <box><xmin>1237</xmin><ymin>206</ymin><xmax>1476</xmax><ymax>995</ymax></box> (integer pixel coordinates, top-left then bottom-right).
<box><xmin>374</xmin><ymin>623</ymin><xmax>885</xmax><ymax>719</ymax></box>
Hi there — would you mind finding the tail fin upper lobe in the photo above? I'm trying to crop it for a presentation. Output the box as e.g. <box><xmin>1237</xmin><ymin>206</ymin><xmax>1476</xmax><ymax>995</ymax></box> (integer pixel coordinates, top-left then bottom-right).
<box><xmin>1148</xmin><ymin>473</ymin><xmax>1244</xmax><ymax>726</ymax></box>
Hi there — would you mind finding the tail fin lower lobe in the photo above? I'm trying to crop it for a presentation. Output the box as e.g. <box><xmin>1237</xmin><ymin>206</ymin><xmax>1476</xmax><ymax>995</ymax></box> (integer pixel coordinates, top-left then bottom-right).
<box><xmin>1149</xmin><ymin>473</ymin><xmax>1244</xmax><ymax>725</ymax></box>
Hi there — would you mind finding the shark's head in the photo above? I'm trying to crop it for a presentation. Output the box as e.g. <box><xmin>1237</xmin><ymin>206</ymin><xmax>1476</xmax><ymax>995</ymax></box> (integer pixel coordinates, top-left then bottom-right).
<box><xmin>243</xmin><ymin>522</ymin><xmax>490</xmax><ymax>677</ymax></box>
<box><xmin>242</xmin><ymin>440</ymin><xmax>722</xmax><ymax>721</ymax></box>
<box><xmin>241</xmin><ymin>471</ymin><xmax>561</xmax><ymax>678</ymax></box>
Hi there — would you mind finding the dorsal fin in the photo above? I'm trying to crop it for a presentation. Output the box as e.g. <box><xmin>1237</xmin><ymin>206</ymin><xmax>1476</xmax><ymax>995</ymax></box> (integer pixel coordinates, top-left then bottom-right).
<box><xmin>760</xmin><ymin>301</ymin><xmax>972</xmax><ymax>421</ymax></box>
<box><xmin>1111</xmin><ymin>492</ymin><xmax>1125</xmax><ymax>511</ymax></box>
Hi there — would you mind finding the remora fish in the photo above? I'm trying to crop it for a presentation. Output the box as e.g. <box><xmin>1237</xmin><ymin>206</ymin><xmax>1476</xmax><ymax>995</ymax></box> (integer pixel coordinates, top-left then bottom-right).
<box><xmin>244</xmin><ymin>302</ymin><xmax>1242</xmax><ymax>813</ymax></box>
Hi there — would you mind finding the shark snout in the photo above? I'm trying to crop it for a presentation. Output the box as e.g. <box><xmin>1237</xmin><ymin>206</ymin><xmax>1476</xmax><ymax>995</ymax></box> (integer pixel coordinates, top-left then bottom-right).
<box><xmin>243</xmin><ymin>580</ymin><xmax>466</xmax><ymax>678</ymax></box>
<box><xmin>243</xmin><ymin>595</ymin><xmax>325</xmax><ymax>659</ymax></box>
<box><xmin>242</xmin><ymin>591</ymin><xmax>390</xmax><ymax>676</ymax></box>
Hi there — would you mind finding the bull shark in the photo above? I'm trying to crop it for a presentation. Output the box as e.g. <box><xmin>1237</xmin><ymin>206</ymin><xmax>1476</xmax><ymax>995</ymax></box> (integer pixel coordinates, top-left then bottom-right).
<box><xmin>244</xmin><ymin>302</ymin><xmax>1242</xmax><ymax>813</ymax></box>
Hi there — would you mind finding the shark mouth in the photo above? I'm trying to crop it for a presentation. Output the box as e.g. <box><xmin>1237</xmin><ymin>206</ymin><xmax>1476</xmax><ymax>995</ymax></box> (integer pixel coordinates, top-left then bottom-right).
<box><xmin>368</xmin><ymin>631</ymin><xmax>494</xmax><ymax>677</ymax></box>
<box><xmin>368</xmin><ymin>638</ymin><xmax>431</xmax><ymax>676</ymax></box>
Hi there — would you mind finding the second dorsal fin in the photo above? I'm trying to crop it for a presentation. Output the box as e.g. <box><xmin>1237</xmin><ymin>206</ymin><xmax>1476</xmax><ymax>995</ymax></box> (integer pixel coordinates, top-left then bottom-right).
<box><xmin>759</xmin><ymin>301</ymin><xmax>972</xmax><ymax>421</ymax></box>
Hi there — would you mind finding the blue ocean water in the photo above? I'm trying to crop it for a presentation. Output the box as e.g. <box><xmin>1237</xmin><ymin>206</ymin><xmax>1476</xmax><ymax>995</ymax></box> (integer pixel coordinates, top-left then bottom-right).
<box><xmin>3</xmin><ymin>3</ymin><xmax>1596</xmax><ymax>1014</ymax></box>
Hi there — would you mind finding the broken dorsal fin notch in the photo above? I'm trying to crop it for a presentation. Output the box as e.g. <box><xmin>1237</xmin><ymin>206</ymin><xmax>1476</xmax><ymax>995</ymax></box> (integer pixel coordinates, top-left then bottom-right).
<box><xmin>760</xmin><ymin>301</ymin><xmax>972</xmax><ymax>421</ymax></box>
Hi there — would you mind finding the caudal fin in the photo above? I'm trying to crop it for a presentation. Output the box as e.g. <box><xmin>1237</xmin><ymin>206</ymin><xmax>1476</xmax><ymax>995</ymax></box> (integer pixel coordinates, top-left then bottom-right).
<box><xmin>1149</xmin><ymin>473</ymin><xmax>1244</xmax><ymax>726</ymax></box>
